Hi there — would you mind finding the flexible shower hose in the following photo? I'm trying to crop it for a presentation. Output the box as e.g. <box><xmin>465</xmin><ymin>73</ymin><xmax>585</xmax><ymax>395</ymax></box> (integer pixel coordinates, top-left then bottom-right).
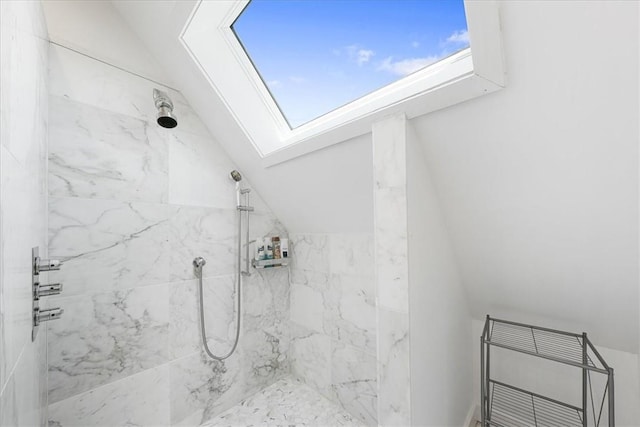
<box><xmin>193</xmin><ymin>208</ymin><xmax>242</xmax><ymax>360</ymax></box>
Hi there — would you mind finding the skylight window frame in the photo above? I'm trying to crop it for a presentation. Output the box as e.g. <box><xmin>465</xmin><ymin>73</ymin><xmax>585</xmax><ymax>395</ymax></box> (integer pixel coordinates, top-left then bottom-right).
<box><xmin>180</xmin><ymin>0</ymin><xmax>504</xmax><ymax>166</ymax></box>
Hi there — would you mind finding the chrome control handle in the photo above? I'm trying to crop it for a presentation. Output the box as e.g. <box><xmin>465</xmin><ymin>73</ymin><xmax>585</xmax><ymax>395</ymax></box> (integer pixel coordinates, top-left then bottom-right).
<box><xmin>34</xmin><ymin>307</ymin><xmax>64</xmax><ymax>325</ymax></box>
<box><xmin>31</xmin><ymin>247</ymin><xmax>65</xmax><ymax>341</ymax></box>
<box><xmin>36</xmin><ymin>258</ymin><xmax>62</xmax><ymax>272</ymax></box>
<box><xmin>35</xmin><ymin>283</ymin><xmax>63</xmax><ymax>298</ymax></box>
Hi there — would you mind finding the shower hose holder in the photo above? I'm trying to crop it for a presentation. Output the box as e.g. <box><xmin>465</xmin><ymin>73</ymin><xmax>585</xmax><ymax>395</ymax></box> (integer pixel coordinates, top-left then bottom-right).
<box><xmin>31</xmin><ymin>246</ymin><xmax>64</xmax><ymax>341</ymax></box>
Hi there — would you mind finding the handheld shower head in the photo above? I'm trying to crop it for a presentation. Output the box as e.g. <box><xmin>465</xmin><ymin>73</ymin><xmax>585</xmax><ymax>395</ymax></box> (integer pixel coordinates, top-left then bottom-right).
<box><xmin>153</xmin><ymin>88</ymin><xmax>177</xmax><ymax>129</ymax></box>
<box><xmin>229</xmin><ymin>170</ymin><xmax>242</xmax><ymax>182</ymax></box>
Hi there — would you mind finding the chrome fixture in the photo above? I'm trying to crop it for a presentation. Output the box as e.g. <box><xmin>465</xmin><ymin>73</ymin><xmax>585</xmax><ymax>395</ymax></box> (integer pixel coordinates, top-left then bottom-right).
<box><xmin>36</xmin><ymin>258</ymin><xmax>61</xmax><ymax>273</ymax></box>
<box><xmin>229</xmin><ymin>170</ymin><xmax>254</xmax><ymax>214</ymax></box>
<box><xmin>193</xmin><ymin>170</ymin><xmax>254</xmax><ymax>361</ymax></box>
<box><xmin>193</xmin><ymin>257</ymin><xmax>206</xmax><ymax>269</ymax></box>
<box><xmin>35</xmin><ymin>307</ymin><xmax>64</xmax><ymax>324</ymax></box>
<box><xmin>35</xmin><ymin>283</ymin><xmax>63</xmax><ymax>298</ymax></box>
<box><xmin>153</xmin><ymin>88</ymin><xmax>177</xmax><ymax>128</ymax></box>
<box><xmin>32</xmin><ymin>247</ymin><xmax>64</xmax><ymax>341</ymax></box>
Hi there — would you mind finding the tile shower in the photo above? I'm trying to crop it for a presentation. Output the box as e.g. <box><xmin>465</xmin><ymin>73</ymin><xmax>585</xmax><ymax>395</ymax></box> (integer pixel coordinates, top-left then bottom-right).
<box><xmin>38</xmin><ymin>36</ymin><xmax>380</xmax><ymax>426</ymax></box>
<box><xmin>44</xmin><ymin>44</ymin><xmax>292</xmax><ymax>426</ymax></box>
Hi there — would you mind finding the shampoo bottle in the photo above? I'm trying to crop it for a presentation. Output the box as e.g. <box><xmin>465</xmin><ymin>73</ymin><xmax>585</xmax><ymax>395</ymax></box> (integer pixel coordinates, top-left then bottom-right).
<box><xmin>273</xmin><ymin>237</ymin><xmax>281</xmax><ymax>259</ymax></box>
<box><xmin>265</xmin><ymin>237</ymin><xmax>273</xmax><ymax>260</ymax></box>
<box><xmin>256</xmin><ymin>238</ymin><xmax>265</xmax><ymax>260</ymax></box>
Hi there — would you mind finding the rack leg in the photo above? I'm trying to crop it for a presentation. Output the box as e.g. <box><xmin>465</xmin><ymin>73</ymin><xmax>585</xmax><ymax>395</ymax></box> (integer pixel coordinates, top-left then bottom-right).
<box><xmin>582</xmin><ymin>332</ymin><xmax>587</xmax><ymax>427</ymax></box>
<box><xmin>608</xmin><ymin>367</ymin><xmax>614</xmax><ymax>426</ymax></box>
<box><xmin>486</xmin><ymin>340</ymin><xmax>491</xmax><ymax>424</ymax></box>
<box><xmin>481</xmin><ymin>337</ymin><xmax>485</xmax><ymax>427</ymax></box>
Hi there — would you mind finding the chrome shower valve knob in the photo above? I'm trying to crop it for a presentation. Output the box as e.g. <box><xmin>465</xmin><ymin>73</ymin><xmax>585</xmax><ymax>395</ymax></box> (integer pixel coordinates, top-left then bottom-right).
<box><xmin>36</xmin><ymin>283</ymin><xmax>63</xmax><ymax>298</ymax></box>
<box><xmin>34</xmin><ymin>307</ymin><xmax>64</xmax><ymax>325</ymax></box>
<box><xmin>36</xmin><ymin>257</ymin><xmax>62</xmax><ymax>272</ymax></box>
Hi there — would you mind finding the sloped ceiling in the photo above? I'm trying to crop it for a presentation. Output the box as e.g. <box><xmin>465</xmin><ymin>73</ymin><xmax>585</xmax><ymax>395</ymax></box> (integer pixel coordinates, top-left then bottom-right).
<box><xmin>110</xmin><ymin>0</ymin><xmax>374</xmax><ymax>234</ymax></box>
<box><xmin>411</xmin><ymin>1</ymin><xmax>639</xmax><ymax>352</ymax></box>
<box><xmin>110</xmin><ymin>0</ymin><xmax>638</xmax><ymax>352</ymax></box>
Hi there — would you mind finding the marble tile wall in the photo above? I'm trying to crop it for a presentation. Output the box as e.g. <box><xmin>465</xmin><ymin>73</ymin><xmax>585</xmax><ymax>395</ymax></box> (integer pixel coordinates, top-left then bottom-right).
<box><xmin>289</xmin><ymin>233</ymin><xmax>378</xmax><ymax>426</ymax></box>
<box><xmin>372</xmin><ymin>114</ymin><xmax>412</xmax><ymax>426</ymax></box>
<box><xmin>0</xmin><ymin>1</ymin><xmax>50</xmax><ymax>425</ymax></box>
<box><xmin>45</xmin><ymin>44</ymin><xmax>290</xmax><ymax>426</ymax></box>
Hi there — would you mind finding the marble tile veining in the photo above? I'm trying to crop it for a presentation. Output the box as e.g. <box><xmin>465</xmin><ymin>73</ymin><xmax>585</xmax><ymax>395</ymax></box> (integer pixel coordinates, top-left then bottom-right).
<box><xmin>169</xmin><ymin>205</ymin><xmax>236</xmax><ymax>281</ymax></box>
<box><xmin>202</xmin><ymin>377</ymin><xmax>366</xmax><ymax>427</ymax></box>
<box><xmin>169</xmin><ymin>351</ymin><xmax>244</xmax><ymax>426</ymax></box>
<box><xmin>48</xmin><ymin>284</ymin><xmax>170</xmax><ymax>403</ymax></box>
<box><xmin>326</xmin><ymin>274</ymin><xmax>376</xmax><ymax>355</ymax></box>
<box><xmin>169</xmin><ymin>276</ymin><xmax>237</xmax><ymax>360</ymax></box>
<box><xmin>290</xmin><ymin>324</ymin><xmax>332</xmax><ymax>397</ymax></box>
<box><xmin>377</xmin><ymin>309</ymin><xmax>411</xmax><ymax>427</ymax></box>
<box><xmin>290</xmin><ymin>234</ymin><xmax>330</xmax><ymax>274</ymax></box>
<box><xmin>48</xmin><ymin>95</ymin><xmax>169</xmax><ymax>203</ymax></box>
<box><xmin>331</xmin><ymin>343</ymin><xmax>378</xmax><ymax>426</ymax></box>
<box><xmin>48</xmin><ymin>197</ymin><xmax>171</xmax><ymax>295</ymax></box>
<box><xmin>373</xmin><ymin>114</ymin><xmax>411</xmax><ymax>425</ymax></box>
<box><xmin>288</xmin><ymin>233</ymin><xmax>377</xmax><ymax>426</ymax></box>
<box><xmin>46</xmin><ymin>37</ymin><xmax>292</xmax><ymax>426</ymax></box>
<box><xmin>168</xmin><ymin>130</ymin><xmax>236</xmax><ymax>209</ymax></box>
<box><xmin>48</xmin><ymin>364</ymin><xmax>170</xmax><ymax>427</ymax></box>
<box><xmin>49</xmin><ymin>44</ymin><xmax>209</xmax><ymax>136</ymax></box>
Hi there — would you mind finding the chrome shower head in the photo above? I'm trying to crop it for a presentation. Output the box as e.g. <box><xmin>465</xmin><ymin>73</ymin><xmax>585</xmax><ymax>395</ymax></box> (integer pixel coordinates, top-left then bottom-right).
<box><xmin>153</xmin><ymin>88</ymin><xmax>177</xmax><ymax>129</ymax></box>
<box><xmin>229</xmin><ymin>170</ymin><xmax>242</xmax><ymax>182</ymax></box>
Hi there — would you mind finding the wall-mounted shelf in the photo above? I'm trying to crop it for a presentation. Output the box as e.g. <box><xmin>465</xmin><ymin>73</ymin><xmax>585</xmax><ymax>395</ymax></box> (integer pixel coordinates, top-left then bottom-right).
<box><xmin>252</xmin><ymin>258</ymin><xmax>290</xmax><ymax>269</ymax></box>
<box><xmin>481</xmin><ymin>316</ymin><xmax>614</xmax><ymax>427</ymax></box>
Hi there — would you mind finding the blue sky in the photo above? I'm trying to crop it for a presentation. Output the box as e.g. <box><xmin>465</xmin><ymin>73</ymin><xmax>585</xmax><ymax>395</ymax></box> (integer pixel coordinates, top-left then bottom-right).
<box><xmin>233</xmin><ymin>0</ymin><xmax>469</xmax><ymax>128</ymax></box>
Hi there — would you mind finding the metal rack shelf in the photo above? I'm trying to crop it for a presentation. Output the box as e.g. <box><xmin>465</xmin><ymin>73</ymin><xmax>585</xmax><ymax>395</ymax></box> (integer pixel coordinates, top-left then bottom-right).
<box><xmin>488</xmin><ymin>380</ymin><xmax>583</xmax><ymax>427</ymax></box>
<box><xmin>481</xmin><ymin>316</ymin><xmax>614</xmax><ymax>427</ymax></box>
<box><xmin>251</xmin><ymin>258</ymin><xmax>290</xmax><ymax>269</ymax></box>
<box><xmin>484</xmin><ymin>318</ymin><xmax>607</xmax><ymax>374</ymax></box>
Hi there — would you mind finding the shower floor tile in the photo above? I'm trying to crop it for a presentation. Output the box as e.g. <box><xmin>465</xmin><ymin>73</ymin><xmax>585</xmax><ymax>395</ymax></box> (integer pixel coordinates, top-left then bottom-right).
<box><xmin>201</xmin><ymin>377</ymin><xmax>366</xmax><ymax>427</ymax></box>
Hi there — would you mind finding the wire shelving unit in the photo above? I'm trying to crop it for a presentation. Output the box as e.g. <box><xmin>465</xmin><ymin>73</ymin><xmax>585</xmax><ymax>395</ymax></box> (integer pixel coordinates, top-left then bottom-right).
<box><xmin>481</xmin><ymin>316</ymin><xmax>615</xmax><ymax>427</ymax></box>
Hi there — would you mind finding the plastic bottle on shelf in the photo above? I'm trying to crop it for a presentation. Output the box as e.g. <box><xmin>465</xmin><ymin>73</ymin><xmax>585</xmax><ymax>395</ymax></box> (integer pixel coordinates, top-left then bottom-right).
<box><xmin>265</xmin><ymin>237</ymin><xmax>273</xmax><ymax>260</ymax></box>
<box><xmin>256</xmin><ymin>238</ymin><xmax>265</xmax><ymax>261</ymax></box>
<box><xmin>273</xmin><ymin>237</ymin><xmax>281</xmax><ymax>259</ymax></box>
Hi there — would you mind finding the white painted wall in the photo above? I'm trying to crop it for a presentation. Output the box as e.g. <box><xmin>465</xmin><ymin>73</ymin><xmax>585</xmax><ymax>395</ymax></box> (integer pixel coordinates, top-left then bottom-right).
<box><xmin>406</xmin><ymin>123</ymin><xmax>472</xmax><ymax>426</ymax></box>
<box><xmin>413</xmin><ymin>0</ymin><xmax>639</xmax><ymax>353</ymax></box>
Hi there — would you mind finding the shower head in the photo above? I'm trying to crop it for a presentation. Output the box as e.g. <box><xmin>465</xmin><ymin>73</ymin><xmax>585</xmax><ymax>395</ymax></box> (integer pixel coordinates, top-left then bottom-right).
<box><xmin>153</xmin><ymin>88</ymin><xmax>177</xmax><ymax>129</ymax></box>
<box><xmin>229</xmin><ymin>170</ymin><xmax>242</xmax><ymax>182</ymax></box>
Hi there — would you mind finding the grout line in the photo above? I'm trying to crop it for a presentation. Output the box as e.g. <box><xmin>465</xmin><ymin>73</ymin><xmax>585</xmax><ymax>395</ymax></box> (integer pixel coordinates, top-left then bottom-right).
<box><xmin>0</xmin><ymin>342</ymin><xmax>28</xmax><ymax>397</ymax></box>
<box><xmin>48</xmin><ymin>349</ymin><xmax>202</xmax><ymax>407</ymax></box>
<box><xmin>49</xmin><ymin>41</ymin><xmax>180</xmax><ymax>92</ymax></box>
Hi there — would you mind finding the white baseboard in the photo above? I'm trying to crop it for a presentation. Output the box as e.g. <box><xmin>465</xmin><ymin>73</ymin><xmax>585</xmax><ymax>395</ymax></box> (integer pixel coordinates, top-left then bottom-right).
<box><xmin>462</xmin><ymin>404</ymin><xmax>480</xmax><ymax>427</ymax></box>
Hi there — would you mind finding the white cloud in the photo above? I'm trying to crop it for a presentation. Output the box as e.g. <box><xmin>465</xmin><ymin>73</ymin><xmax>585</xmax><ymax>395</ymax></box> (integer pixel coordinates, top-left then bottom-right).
<box><xmin>446</xmin><ymin>29</ymin><xmax>469</xmax><ymax>45</ymax></box>
<box><xmin>356</xmin><ymin>49</ymin><xmax>375</xmax><ymax>65</ymax></box>
<box><xmin>378</xmin><ymin>55</ymin><xmax>440</xmax><ymax>76</ymax></box>
<box><xmin>411</xmin><ymin>41</ymin><xmax>420</xmax><ymax>48</ymax></box>
<box><xmin>344</xmin><ymin>44</ymin><xmax>375</xmax><ymax>66</ymax></box>
<box><xmin>289</xmin><ymin>76</ymin><xmax>306</xmax><ymax>84</ymax></box>
<box><xmin>266</xmin><ymin>80</ymin><xmax>282</xmax><ymax>88</ymax></box>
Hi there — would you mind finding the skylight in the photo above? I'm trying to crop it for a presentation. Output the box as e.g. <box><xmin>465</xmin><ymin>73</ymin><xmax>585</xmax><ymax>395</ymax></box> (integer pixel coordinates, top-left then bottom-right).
<box><xmin>233</xmin><ymin>0</ymin><xmax>470</xmax><ymax>129</ymax></box>
<box><xmin>181</xmin><ymin>0</ymin><xmax>504</xmax><ymax>162</ymax></box>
